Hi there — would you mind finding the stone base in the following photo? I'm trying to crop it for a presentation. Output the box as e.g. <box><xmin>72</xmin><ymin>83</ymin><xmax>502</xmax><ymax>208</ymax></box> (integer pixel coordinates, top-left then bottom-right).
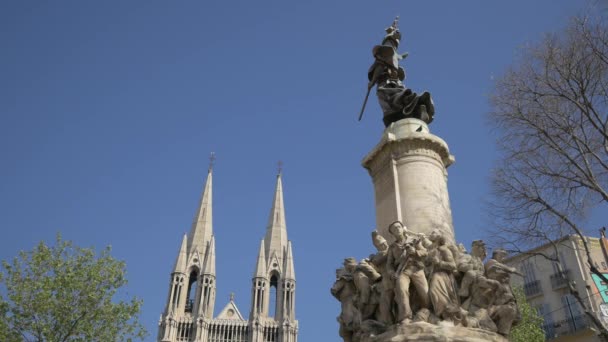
<box><xmin>361</xmin><ymin>321</ymin><xmax>508</xmax><ymax>342</ymax></box>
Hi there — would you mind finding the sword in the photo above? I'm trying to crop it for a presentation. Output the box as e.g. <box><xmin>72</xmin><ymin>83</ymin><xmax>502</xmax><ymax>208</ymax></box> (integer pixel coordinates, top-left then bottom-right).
<box><xmin>358</xmin><ymin>63</ymin><xmax>382</xmax><ymax>121</ymax></box>
<box><xmin>358</xmin><ymin>84</ymin><xmax>373</xmax><ymax>121</ymax></box>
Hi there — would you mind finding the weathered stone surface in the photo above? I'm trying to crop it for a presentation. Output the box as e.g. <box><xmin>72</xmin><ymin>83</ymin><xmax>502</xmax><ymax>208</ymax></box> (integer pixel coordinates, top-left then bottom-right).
<box><xmin>362</xmin><ymin>118</ymin><xmax>455</xmax><ymax>242</ymax></box>
<box><xmin>332</xmin><ymin>225</ymin><xmax>521</xmax><ymax>341</ymax></box>
<box><xmin>362</xmin><ymin>321</ymin><xmax>509</xmax><ymax>342</ymax></box>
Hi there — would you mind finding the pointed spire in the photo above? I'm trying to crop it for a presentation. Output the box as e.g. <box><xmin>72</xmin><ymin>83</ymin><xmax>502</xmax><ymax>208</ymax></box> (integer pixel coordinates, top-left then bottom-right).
<box><xmin>253</xmin><ymin>239</ymin><xmax>267</xmax><ymax>278</ymax></box>
<box><xmin>264</xmin><ymin>171</ymin><xmax>288</xmax><ymax>268</ymax></box>
<box><xmin>202</xmin><ymin>235</ymin><xmax>216</xmax><ymax>276</ymax></box>
<box><xmin>173</xmin><ymin>234</ymin><xmax>188</xmax><ymax>273</ymax></box>
<box><xmin>284</xmin><ymin>241</ymin><xmax>296</xmax><ymax>280</ymax></box>
<box><xmin>188</xmin><ymin>158</ymin><xmax>214</xmax><ymax>254</ymax></box>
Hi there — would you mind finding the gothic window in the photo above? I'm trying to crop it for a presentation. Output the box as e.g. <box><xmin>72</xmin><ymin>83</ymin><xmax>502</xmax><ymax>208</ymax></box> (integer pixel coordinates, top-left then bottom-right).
<box><xmin>186</xmin><ymin>269</ymin><xmax>198</xmax><ymax>313</ymax></box>
<box><xmin>269</xmin><ymin>273</ymin><xmax>279</xmax><ymax>318</ymax></box>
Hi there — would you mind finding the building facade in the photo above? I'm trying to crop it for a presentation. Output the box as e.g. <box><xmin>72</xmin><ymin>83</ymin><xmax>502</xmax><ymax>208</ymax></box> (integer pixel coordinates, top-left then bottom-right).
<box><xmin>157</xmin><ymin>168</ymin><xmax>298</xmax><ymax>342</ymax></box>
<box><xmin>505</xmin><ymin>234</ymin><xmax>608</xmax><ymax>342</ymax></box>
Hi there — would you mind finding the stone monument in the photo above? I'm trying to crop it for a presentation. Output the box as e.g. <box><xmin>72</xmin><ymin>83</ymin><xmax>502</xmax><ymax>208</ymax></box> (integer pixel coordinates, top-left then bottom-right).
<box><xmin>333</xmin><ymin>18</ymin><xmax>521</xmax><ymax>342</ymax></box>
<box><xmin>359</xmin><ymin>17</ymin><xmax>455</xmax><ymax>242</ymax></box>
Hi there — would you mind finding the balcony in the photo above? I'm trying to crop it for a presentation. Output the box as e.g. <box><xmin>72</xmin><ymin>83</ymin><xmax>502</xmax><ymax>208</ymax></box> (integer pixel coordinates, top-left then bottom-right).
<box><xmin>524</xmin><ymin>279</ymin><xmax>543</xmax><ymax>297</ymax></box>
<box><xmin>550</xmin><ymin>269</ymin><xmax>571</xmax><ymax>290</ymax></box>
<box><xmin>543</xmin><ymin>315</ymin><xmax>590</xmax><ymax>340</ymax></box>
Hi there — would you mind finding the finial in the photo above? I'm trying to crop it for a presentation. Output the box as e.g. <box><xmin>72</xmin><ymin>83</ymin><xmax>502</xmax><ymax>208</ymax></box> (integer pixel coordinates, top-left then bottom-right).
<box><xmin>230</xmin><ymin>292</ymin><xmax>235</xmax><ymax>302</ymax></box>
<box><xmin>392</xmin><ymin>16</ymin><xmax>399</xmax><ymax>30</ymax></box>
<box><xmin>208</xmin><ymin>152</ymin><xmax>216</xmax><ymax>172</ymax></box>
<box><xmin>277</xmin><ymin>160</ymin><xmax>283</xmax><ymax>176</ymax></box>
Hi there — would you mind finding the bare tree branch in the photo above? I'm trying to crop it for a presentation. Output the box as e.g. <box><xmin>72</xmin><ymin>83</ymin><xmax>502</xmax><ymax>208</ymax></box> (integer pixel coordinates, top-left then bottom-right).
<box><xmin>487</xmin><ymin>14</ymin><xmax>608</xmax><ymax>339</ymax></box>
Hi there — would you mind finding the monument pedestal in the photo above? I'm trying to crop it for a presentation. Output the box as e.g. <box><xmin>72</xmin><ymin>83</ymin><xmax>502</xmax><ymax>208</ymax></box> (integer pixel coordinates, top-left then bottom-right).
<box><xmin>362</xmin><ymin>118</ymin><xmax>456</xmax><ymax>241</ymax></box>
<box><xmin>360</xmin><ymin>321</ymin><xmax>509</xmax><ymax>342</ymax></box>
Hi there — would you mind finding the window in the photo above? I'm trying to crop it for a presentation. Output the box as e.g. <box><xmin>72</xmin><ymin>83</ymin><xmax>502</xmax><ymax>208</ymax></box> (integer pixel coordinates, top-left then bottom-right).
<box><xmin>186</xmin><ymin>270</ymin><xmax>198</xmax><ymax>312</ymax></box>
<box><xmin>269</xmin><ymin>273</ymin><xmax>278</xmax><ymax>318</ymax></box>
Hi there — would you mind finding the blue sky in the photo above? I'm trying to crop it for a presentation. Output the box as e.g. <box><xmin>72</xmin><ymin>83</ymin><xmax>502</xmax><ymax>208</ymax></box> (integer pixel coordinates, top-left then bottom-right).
<box><xmin>1</xmin><ymin>1</ymin><xmax>604</xmax><ymax>341</ymax></box>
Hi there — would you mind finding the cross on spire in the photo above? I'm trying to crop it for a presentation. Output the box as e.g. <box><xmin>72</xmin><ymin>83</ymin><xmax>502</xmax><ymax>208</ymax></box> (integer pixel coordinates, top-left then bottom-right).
<box><xmin>209</xmin><ymin>152</ymin><xmax>216</xmax><ymax>172</ymax></box>
<box><xmin>277</xmin><ymin>160</ymin><xmax>283</xmax><ymax>175</ymax></box>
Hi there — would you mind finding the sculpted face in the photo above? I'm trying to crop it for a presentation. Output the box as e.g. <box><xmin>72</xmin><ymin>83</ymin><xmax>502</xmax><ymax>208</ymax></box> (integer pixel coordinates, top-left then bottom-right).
<box><xmin>388</xmin><ymin>222</ymin><xmax>405</xmax><ymax>241</ymax></box>
<box><xmin>343</xmin><ymin>258</ymin><xmax>357</xmax><ymax>272</ymax></box>
<box><xmin>429</xmin><ymin>229</ymin><xmax>442</xmax><ymax>242</ymax></box>
<box><xmin>393</xmin><ymin>30</ymin><xmax>402</xmax><ymax>42</ymax></box>
<box><xmin>493</xmin><ymin>250</ymin><xmax>508</xmax><ymax>262</ymax></box>
<box><xmin>372</xmin><ymin>231</ymin><xmax>389</xmax><ymax>252</ymax></box>
<box><xmin>472</xmin><ymin>244</ymin><xmax>487</xmax><ymax>260</ymax></box>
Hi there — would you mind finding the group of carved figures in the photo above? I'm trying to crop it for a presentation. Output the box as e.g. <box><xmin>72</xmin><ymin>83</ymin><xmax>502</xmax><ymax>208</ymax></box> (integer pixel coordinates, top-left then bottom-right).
<box><xmin>331</xmin><ymin>221</ymin><xmax>522</xmax><ymax>341</ymax></box>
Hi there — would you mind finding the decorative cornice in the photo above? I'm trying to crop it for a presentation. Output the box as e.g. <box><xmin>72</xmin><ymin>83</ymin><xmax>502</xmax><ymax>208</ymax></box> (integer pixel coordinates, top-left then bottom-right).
<box><xmin>362</xmin><ymin>132</ymin><xmax>455</xmax><ymax>177</ymax></box>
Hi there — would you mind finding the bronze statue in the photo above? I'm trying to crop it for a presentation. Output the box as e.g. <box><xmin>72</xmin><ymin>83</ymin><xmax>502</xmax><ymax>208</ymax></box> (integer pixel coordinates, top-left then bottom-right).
<box><xmin>359</xmin><ymin>17</ymin><xmax>435</xmax><ymax>127</ymax></box>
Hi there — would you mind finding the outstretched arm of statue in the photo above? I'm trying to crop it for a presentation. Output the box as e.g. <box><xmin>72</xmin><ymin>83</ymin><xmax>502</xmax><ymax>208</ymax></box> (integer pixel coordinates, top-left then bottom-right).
<box><xmin>400</xmin><ymin>52</ymin><xmax>409</xmax><ymax>60</ymax></box>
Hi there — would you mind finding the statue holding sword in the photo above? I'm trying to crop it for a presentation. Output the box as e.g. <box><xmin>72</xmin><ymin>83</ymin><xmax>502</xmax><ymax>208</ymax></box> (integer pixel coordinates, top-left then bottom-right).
<box><xmin>359</xmin><ymin>17</ymin><xmax>435</xmax><ymax>127</ymax></box>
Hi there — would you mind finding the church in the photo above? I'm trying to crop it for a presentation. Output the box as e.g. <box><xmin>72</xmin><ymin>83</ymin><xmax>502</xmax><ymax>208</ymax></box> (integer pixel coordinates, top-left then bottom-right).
<box><xmin>157</xmin><ymin>163</ymin><xmax>298</xmax><ymax>342</ymax></box>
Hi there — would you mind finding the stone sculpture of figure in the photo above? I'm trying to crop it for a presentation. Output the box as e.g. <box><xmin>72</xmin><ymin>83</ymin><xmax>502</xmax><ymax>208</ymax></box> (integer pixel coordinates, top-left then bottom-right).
<box><xmin>485</xmin><ymin>250</ymin><xmax>521</xmax><ymax>336</ymax></box>
<box><xmin>367</xmin><ymin>231</ymin><xmax>394</xmax><ymax>325</ymax></box>
<box><xmin>367</xmin><ymin>17</ymin><xmax>435</xmax><ymax>127</ymax></box>
<box><xmin>455</xmin><ymin>240</ymin><xmax>500</xmax><ymax>331</ymax></box>
<box><xmin>427</xmin><ymin>229</ymin><xmax>459</xmax><ymax>320</ymax></box>
<box><xmin>331</xmin><ymin>258</ymin><xmax>361</xmax><ymax>342</ymax></box>
<box><xmin>485</xmin><ymin>248</ymin><xmax>522</xmax><ymax>278</ymax></box>
<box><xmin>460</xmin><ymin>273</ymin><xmax>500</xmax><ymax>333</ymax></box>
<box><xmin>486</xmin><ymin>268</ymin><xmax>520</xmax><ymax>336</ymax></box>
<box><xmin>354</xmin><ymin>259</ymin><xmax>378</xmax><ymax>320</ymax></box>
<box><xmin>457</xmin><ymin>240</ymin><xmax>487</xmax><ymax>298</ymax></box>
<box><xmin>387</xmin><ymin>221</ymin><xmax>429</xmax><ymax>323</ymax></box>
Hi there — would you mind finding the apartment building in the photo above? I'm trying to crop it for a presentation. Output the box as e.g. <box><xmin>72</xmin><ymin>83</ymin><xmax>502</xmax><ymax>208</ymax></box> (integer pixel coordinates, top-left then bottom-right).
<box><xmin>505</xmin><ymin>234</ymin><xmax>608</xmax><ymax>342</ymax></box>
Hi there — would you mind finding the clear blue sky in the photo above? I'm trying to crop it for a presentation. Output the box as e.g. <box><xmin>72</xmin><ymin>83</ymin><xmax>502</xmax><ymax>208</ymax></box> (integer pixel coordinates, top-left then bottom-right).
<box><xmin>0</xmin><ymin>1</ymin><xmax>603</xmax><ymax>341</ymax></box>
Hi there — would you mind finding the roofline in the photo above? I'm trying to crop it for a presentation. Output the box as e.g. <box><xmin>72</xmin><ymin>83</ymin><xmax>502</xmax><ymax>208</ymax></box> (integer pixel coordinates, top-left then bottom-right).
<box><xmin>503</xmin><ymin>234</ymin><xmax>579</xmax><ymax>263</ymax></box>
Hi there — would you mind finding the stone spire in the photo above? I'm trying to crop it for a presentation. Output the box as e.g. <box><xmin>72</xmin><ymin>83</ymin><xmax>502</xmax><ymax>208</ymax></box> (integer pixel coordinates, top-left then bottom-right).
<box><xmin>253</xmin><ymin>239</ymin><xmax>267</xmax><ymax>278</ymax></box>
<box><xmin>283</xmin><ymin>241</ymin><xmax>296</xmax><ymax>280</ymax></box>
<box><xmin>202</xmin><ymin>235</ymin><xmax>216</xmax><ymax>276</ymax></box>
<box><xmin>264</xmin><ymin>172</ymin><xmax>288</xmax><ymax>267</ymax></box>
<box><xmin>188</xmin><ymin>165</ymin><xmax>214</xmax><ymax>255</ymax></box>
<box><xmin>197</xmin><ymin>235</ymin><xmax>216</xmax><ymax>320</ymax></box>
<box><xmin>172</xmin><ymin>234</ymin><xmax>188</xmax><ymax>274</ymax></box>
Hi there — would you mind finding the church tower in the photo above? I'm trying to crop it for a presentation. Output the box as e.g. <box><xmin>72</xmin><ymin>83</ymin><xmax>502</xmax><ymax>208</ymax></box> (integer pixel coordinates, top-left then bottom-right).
<box><xmin>249</xmin><ymin>172</ymin><xmax>298</xmax><ymax>342</ymax></box>
<box><xmin>159</xmin><ymin>163</ymin><xmax>216</xmax><ymax>342</ymax></box>
<box><xmin>158</xmin><ymin>162</ymin><xmax>298</xmax><ymax>342</ymax></box>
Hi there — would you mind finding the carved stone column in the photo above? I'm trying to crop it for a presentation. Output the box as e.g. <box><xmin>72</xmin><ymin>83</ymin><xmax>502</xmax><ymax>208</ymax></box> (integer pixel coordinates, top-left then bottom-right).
<box><xmin>362</xmin><ymin>118</ymin><xmax>455</xmax><ymax>241</ymax></box>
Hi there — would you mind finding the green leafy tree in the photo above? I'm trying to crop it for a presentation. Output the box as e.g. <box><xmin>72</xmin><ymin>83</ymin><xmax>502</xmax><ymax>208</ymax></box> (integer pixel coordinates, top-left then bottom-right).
<box><xmin>509</xmin><ymin>287</ymin><xmax>545</xmax><ymax>342</ymax></box>
<box><xmin>0</xmin><ymin>235</ymin><xmax>147</xmax><ymax>342</ymax></box>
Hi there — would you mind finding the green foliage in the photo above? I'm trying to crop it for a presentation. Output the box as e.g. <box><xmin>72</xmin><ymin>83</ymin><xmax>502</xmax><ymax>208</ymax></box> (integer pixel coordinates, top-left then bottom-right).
<box><xmin>0</xmin><ymin>235</ymin><xmax>147</xmax><ymax>342</ymax></box>
<box><xmin>509</xmin><ymin>286</ymin><xmax>545</xmax><ymax>342</ymax></box>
